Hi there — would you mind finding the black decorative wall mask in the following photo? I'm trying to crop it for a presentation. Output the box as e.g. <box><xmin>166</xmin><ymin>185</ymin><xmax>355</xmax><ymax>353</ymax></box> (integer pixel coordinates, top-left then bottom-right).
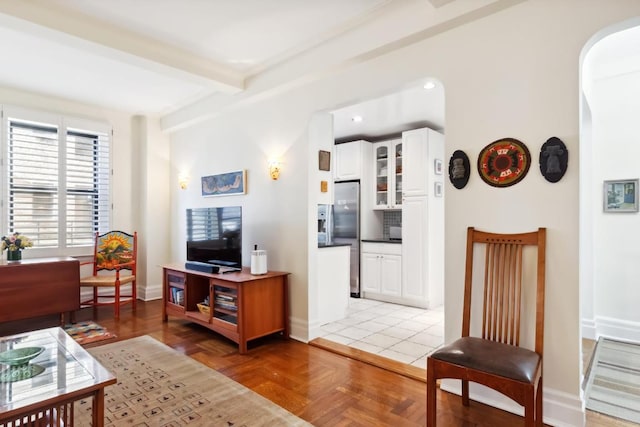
<box><xmin>539</xmin><ymin>137</ymin><xmax>568</xmax><ymax>183</ymax></box>
<box><xmin>449</xmin><ymin>150</ymin><xmax>470</xmax><ymax>189</ymax></box>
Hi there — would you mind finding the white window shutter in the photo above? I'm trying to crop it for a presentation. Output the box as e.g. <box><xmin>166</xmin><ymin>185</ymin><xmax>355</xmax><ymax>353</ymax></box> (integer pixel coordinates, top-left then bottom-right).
<box><xmin>4</xmin><ymin>110</ymin><xmax>111</xmax><ymax>252</ymax></box>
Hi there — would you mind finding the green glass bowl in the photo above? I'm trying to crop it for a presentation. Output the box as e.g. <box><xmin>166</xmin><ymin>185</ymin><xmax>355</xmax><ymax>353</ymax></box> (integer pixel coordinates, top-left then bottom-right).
<box><xmin>0</xmin><ymin>347</ymin><xmax>44</xmax><ymax>366</ymax></box>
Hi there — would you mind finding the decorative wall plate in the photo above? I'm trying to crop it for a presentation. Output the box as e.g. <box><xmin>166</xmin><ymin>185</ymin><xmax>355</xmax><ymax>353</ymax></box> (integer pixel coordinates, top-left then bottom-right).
<box><xmin>477</xmin><ymin>138</ymin><xmax>531</xmax><ymax>187</ymax></box>
<box><xmin>448</xmin><ymin>150</ymin><xmax>470</xmax><ymax>189</ymax></box>
<box><xmin>539</xmin><ymin>137</ymin><xmax>568</xmax><ymax>183</ymax></box>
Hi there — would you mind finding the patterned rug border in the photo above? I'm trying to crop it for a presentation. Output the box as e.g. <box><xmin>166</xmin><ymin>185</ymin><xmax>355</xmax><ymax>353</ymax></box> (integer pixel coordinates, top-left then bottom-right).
<box><xmin>584</xmin><ymin>337</ymin><xmax>640</xmax><ymax>424</ymax></box>
<box><xmin>63</xmin><ymin>320</ymin><xmax>116</xmax><ymax>345</ymax></box>
<box><xmin>77</xmin><ymin>334</ymin><xmax>311</xmax><ymax>426</ymax></box>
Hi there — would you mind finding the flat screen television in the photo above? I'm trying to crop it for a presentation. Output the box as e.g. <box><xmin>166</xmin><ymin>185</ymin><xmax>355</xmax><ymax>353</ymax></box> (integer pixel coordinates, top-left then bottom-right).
<box><xmin>186</xmin><ymin>206</ymin><xmax>242</xmax><ymax>270</ymax></box>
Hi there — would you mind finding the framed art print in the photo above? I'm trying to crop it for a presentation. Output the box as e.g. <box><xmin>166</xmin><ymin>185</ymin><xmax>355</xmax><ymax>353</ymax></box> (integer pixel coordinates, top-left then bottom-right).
<box><xmin>434</xmin><ymin>159</ymin><xmax>443</xmax><ymax>175</ymax></box>
<box><xmin>201</xmin><ymin>170</ymin><xmax>247</xmax><ymax>197</ymax></box>
<box><xmin>434</xmin><ymin>181</ymin><xmax>443</xmax><ymax>198</ymax></box>
<box><xmin>319</xmin><ymin>150</ymin><xmax>331</xmax><ymax>171</ymax></box>
<box><xmin>603</xmin><ymin>179</ymin><xmax>638</xmax><ymax>213</ymax></box>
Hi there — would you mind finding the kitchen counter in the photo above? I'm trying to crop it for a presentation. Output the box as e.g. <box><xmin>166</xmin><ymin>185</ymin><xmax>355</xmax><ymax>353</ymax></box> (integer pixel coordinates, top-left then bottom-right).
<box><xmin>361</xmin><ymin>239</ymin><xmax>402</xmax><ymax>244</ymax></box>
<box><xmin>317</xmin><ymin>244</ymin><xmax>350</xmax><ymax>325</ymax></box>
<box><xmin>318</xmin><ymin>242</ymin><xmax>352</xmax><ymax>248</ymax></box>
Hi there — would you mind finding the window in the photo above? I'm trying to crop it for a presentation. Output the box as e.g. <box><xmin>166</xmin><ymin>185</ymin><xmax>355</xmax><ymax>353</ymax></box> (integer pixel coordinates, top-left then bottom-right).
<box><xmin>2</xmin><ymin>107</ymin><xmax>111</xmax><ymax>253</ymax></box>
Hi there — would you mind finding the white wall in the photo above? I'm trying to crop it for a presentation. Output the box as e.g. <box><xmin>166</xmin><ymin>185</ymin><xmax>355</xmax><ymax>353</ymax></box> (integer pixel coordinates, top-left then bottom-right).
<box><xmin>166</xmin><ymin>2</ymin><xmax>640</xmax><ymax>425</ymax></box>
<box><xmin>169</xmin><ymin>104</ymin><xmax>312</xmax><ymax>334</ymax></box>
<box><xmin>133</xmin><ymin>115</ymin><xmax>172</xmax><ymax>300</ymax></box>
<box><xmin>586</xmin><ymin>69</ymin><xmax>640</xmax><ymax>340</ymax></box>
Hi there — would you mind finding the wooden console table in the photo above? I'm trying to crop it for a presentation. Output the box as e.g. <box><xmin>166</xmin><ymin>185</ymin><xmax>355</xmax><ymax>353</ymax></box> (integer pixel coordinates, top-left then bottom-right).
<box><xmin>162</xmin><ymin>264</ymin><xmax>289</xmax><ymax>353</ymax></box>
<box><xmin>0</xmin><ymin>257</ymin><xmax>80</xmax><ymax>324</ymax></box>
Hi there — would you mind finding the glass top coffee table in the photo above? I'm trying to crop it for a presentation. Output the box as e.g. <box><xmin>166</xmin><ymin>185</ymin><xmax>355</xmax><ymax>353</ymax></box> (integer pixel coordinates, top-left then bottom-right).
<box><xmin>0</xmin><ymin>327</ymin><xmax>116</xmax><ymax>427</ymax></box>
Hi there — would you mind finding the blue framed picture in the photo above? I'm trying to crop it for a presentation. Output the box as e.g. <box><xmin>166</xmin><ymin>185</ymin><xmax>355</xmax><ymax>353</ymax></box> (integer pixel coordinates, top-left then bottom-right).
<box><xmin>603</xmin><ymin>179</ymin><xmax>638</xmax><ymax>213</ymax></box>
<box><xmin>201</xmin><ymin>170</ymin><xmax>247</xmax><ymax>197</ymax></box>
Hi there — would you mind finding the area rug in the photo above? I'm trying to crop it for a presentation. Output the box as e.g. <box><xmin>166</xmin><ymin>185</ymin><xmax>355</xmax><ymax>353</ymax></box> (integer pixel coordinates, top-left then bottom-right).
<box><xmin>63</xmin><ymin>321</ymin><xmax>116</xmax><ymax>345</ymax></box>
<box><xmin>74</xmin><ymin>335</ymin><xmax>312</xmax><ymax>426</ymax></box>
<box><xmin>584</xmin><ymin>337</ymin><xmax>640</xmax><ymax>424</ymax></box>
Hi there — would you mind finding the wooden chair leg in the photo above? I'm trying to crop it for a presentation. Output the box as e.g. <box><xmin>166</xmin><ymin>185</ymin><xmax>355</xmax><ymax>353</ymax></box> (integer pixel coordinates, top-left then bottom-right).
<box><xmin>462</xmin><ymin>379</ymin><xmax>470</xmax><ymax>406</ymax></box>
<box><xmin>524</xmin><ymin>387</ymin><xmax>535</xmax><ymax>427</ymax></box>
<box><xmin>93</xmin><ymin>287</ymin><xmax>98</xmax><ymax>319</ymax></box>
<box><xmin>115</xmin><ymin>281</ymin><xmax>120</xmax><ymax>319</ymax></box>
<box><xmin>536</xmin><ymin>378</ymin><xmax>543</xmax><ymax>427</ymax></box>
<box><xmin>132</xmin><ymin>281</ymin><xmax>137</xmax><ymax>311</ymax></box>
<box><xmin>426</xmin><ymin>360</ymin><xmax>437</xmax><ymax>427</ymax></box>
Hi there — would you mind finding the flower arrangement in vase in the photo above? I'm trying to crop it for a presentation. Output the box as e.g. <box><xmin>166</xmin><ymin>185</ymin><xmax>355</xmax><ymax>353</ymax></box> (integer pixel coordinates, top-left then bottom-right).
<box><xmin>1</xmin><ymin>232</ymin><xmax>33</xmax><ymax>261</ymax></box>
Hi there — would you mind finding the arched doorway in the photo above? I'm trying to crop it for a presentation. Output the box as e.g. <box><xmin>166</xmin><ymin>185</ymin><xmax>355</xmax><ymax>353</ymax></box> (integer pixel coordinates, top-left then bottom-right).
<box><xmin>580</xmin><ymin>19</ymin><xmax>640</xmax><ymax>357</ymax></box>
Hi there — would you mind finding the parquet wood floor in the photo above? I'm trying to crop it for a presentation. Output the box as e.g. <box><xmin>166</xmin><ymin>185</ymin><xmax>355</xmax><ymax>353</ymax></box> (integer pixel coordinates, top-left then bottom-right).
<box><xmin>0</xmin><ymin>300</ymin><xmax>622</xmax><ymax>426</ymax></box>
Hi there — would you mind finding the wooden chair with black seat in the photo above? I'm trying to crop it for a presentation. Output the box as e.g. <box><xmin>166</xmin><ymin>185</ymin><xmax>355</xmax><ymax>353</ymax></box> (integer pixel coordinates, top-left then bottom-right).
<box><xmin>427</xmin><ymin>227</ymin><xmax>546</xmax><ymax>427</ymax></box>
<box><xmin>80</xmin><ymin>230</ymin><xmax>137</xmax><ymax>319</ymax></box>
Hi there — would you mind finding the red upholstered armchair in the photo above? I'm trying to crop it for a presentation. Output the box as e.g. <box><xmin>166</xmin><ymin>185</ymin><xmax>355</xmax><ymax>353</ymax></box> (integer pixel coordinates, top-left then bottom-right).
<box><xmin>80</xmin><ymin>231</ymin><xmax>137</xmax><ymax>319</ymax></box>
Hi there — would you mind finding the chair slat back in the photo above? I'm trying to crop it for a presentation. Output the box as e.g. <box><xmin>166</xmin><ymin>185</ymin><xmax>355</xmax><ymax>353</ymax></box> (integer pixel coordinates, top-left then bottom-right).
<box><xmin>462</xmin><ymin>227</ymin><xmax>546</xmax><ymax>354</ymax></box>
<box><xmin>93</xmin><ymin>230</ymin><xmax>137</xmax><ymax>273</ymax></box>
<box><xmin>482</xmin><ymin>241</ymin><xmax>523</xmax><ymax>345</ymax></box>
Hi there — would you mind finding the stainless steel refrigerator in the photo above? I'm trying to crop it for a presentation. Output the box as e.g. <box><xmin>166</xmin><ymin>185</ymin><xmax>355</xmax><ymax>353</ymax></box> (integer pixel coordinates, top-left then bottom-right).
<box><xmin>333</xmin><ymin>181</ymin><xmax>360</xmax><ymax>297</ymax></box>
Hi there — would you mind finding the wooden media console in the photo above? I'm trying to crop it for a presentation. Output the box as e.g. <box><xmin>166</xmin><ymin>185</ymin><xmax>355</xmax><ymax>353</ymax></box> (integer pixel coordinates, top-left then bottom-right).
<box><xmin>162</xmin><ymin>264</ymin><xmax>289</xmax><ymax>353</ymax></box>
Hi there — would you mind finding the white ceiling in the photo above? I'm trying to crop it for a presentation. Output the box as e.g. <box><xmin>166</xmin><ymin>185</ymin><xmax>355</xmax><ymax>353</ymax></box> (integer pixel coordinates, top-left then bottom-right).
<box><xmin>0</xmin><ymin>0</ymin><xmax>401</xmax><ymax>115</ymax></box>
<box><xmin>16</xmin><ymin>1</ymin><xmax>640</xmax><ymax>140</ymax></box>
<box><xmin>331</xmin><ymin>80</ymin><xmax>445</xmax><ymax>141</ymax></box>
<box><xmin>0</xmin><ymin>0</ymin><xmax>507</xmax><ymax>126</ymax></box>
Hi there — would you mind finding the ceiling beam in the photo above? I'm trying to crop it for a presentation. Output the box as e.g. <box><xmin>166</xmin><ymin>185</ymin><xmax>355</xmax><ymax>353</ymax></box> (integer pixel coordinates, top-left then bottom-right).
<box><xmin>0</xmin><ymin>0</ymin><xmax>244</xmax><ymax>93</ymax></box>
<box><xmin>427</xmin><ymin>0</ymin><xmax>457</xmax><ymax>7</ymax></box>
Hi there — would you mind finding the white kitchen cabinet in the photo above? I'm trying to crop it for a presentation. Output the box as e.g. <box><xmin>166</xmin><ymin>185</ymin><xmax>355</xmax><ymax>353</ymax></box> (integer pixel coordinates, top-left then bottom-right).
<box><xmin>400</xmin><ymin>127</ymin><xmax>445</xmax><ymax>309</ymax></box>
<box><xmin>380</xmin><ymin>254</ymin><xmax>402</xmax><ymax>296</ymax></box>
<box><xmin>402</xmin><ymin>127</ymin><xmax>445</xmax><ymax>197</ymax></box>
<box><xmin>332</xmin><ymin>140</ymin><xmax>379</xmax><ymax>238</ymax></box>
<box><xmin>401</xmin><ymin>196</ymin><xmax>428</xmax><ymax>307</ymax></box>
<box><xmin>373</xmin><ymin>139</ymin><xmax>402</xmax><ymax>210</ymax></box>
<box><xmin>334</xmin><ymin>141</ymin><xmax>364</xmax><ymax>181</ymax></box>
<box><xmin>361</xmin><ymin>242</ymin><xmax>402</xmax><ymax>301</ymax></box>
<box><xmin>402</xmin><ymin>129</ymin><xmax>429</xmax><ymax>196</ymax></box>
<box><xmin>361</xmin><ymin>252</ymin><xmax>382</xmax><ymax>293</ymax></box>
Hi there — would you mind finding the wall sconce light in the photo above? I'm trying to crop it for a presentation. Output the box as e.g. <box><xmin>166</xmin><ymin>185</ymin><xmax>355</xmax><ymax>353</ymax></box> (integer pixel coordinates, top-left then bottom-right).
<box><xmin>178</xmin><ymin>172</ymin><xmax>190</xmax><ymax>190</ymax></box>
<box><xmin>268</xmin><ymin>160</ymin><xmax>281</xmax><ymax>180</ymax></box>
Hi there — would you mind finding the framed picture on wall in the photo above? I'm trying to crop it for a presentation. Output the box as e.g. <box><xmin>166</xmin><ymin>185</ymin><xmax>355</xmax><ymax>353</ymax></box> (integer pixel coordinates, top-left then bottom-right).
<box><xmin>319</xmin><ymin>150</ymin><xmax>331</xmax><ymax>171</ymax></box>
<box><xmin>603</xmin><ymin>179</ymin><xmax>639</xmax><ymax>212</ymax></box>
<box><xmin>434</xmin><ymin>181</ymin><xmax>443</xmax><ymax>198</ymax></box>
<box><xmin>434</xmin><ymin>159</ymin><xmax>443</xmax><ymax>175</ymax></box>
<box><xmin>201</xmin><ymin>170</ymin><xmax>247</xmax><ymax>197</ymax></box>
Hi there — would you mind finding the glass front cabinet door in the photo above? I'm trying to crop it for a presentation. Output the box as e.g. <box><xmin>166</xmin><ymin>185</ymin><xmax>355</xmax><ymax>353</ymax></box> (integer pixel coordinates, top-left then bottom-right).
<box><xmin>374</xmin><ymin>139</ymin><xmax>402</xmax><ymax>210</ymax></box>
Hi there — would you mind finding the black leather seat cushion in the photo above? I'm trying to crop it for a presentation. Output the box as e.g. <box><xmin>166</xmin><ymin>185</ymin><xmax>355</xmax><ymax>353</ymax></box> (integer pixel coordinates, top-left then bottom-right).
<box><xmin>430</xmin><ymin>336</ymin><xmax>541</xmax><ymax>383</ymax></box>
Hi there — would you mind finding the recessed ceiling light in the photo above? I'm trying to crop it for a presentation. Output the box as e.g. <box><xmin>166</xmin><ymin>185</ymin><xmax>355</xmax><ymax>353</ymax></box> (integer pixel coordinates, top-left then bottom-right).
<box><xmin>352</xmin><ymin>115</ymin><xmax>363</xmax><ymax>123</ymax></box>
<box><xmin>423</xmin><ymin>81</ymin><xmax>436</xmax><ymax>90</ymax></box>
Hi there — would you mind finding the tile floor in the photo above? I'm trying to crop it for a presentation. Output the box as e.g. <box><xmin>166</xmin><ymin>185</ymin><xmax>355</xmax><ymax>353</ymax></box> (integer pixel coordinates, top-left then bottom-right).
<box><xmin>318</xmin><ymin>297</ymin><xmax>444</xmax><ymax>369</ymax></box>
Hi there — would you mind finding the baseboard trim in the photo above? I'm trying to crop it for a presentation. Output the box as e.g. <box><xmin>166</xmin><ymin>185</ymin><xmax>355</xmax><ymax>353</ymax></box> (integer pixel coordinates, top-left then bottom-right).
<box><xmin>581</xmin><ymin>318</ymin><xmax>596</xmax><ymax>340</ymax></box>
<box><xmin>583</xmin><ymin>316</ymin><xmax>640</xmax><ymax>343</ymax></box>
<box><xmin>440</xmin><ymin>380</ymin><xmax>585</xmax><ymax>427</ymax></box>
<box><xmin>139</xmin><ymin>283</ymin><xmax>162</xmax><ymax>301</ymax></box>
<box><xmin>289</xmin><ymin>316</ymin><xmax>310</xmax><ymax>343</ymax></box>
